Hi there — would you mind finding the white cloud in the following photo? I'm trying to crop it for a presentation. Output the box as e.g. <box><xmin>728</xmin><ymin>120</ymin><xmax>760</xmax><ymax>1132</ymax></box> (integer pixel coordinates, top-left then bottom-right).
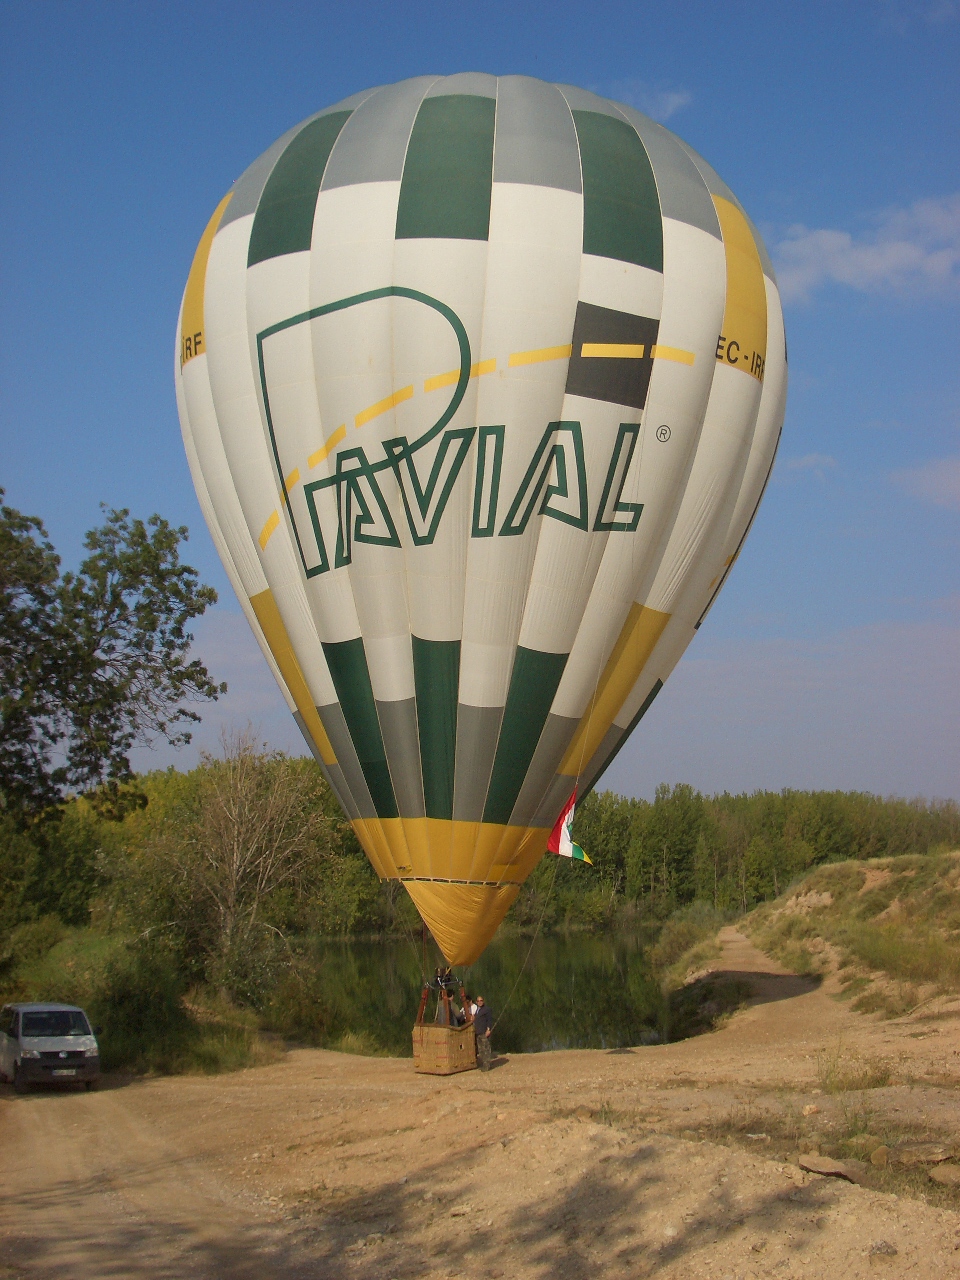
<box><xmin>925</xmin><ymin>0</ymin><xmax>958</xmax><ymax>22</ymax></box>
<box><xmin>892</xmin><ymin>456</ymin><xmax>960</xmax><ymax>510</ymax></box>
<box><xmin>774</xmin><ymin>193</ymin><xmax>960</xmax><ymax>303</ymax></box>
<box><xmin>781</xmin><ymin>453</ymin><xmax>837</xmax><ymax>477</ymax></box>
<box><xmin>877</xmin><ymin>0</ymin><xmax>958</xmax><ymax>30</ymax></box>
<box><xmin>607</xmin><ymin>79</ymin><xmax>692</xmax><ymax>122</ymax></box>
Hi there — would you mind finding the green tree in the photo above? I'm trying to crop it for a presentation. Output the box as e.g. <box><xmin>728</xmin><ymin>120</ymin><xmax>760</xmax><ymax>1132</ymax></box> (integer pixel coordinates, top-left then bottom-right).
<box><xmin>115</xmin><ymin>735</ymin><xmax>358</xmax><ymax>1000</ymax></box>
<box><xmin>16</xmin><ymin>800</ymin><xmax>116</xmax><ymax>926</ymax></box>
<box><xmin>0</xmin><ymin>498</ymin><xmax>63</xmax><ymax>817</ymax></box>
<box><xmin>572</xmin><ymin>789</ymin><xmax>641</xmax><ymax>885</ymax></box>
<box><xmin>0</xmin><ymin>493</ymin><xmax>223</xmax><ymax>822</ymax></box>
<box><xmin>626</xmin><ymin>783</ymin><xmax>704</xmax><ymax>912</ymax></box>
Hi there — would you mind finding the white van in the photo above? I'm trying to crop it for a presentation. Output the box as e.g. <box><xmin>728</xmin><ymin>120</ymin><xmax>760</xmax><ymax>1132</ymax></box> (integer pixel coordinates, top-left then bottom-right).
<box><xmin>0</xmin><ymin>1003</ymin><xmax>101</xmax><ymax>1092</ymax></box>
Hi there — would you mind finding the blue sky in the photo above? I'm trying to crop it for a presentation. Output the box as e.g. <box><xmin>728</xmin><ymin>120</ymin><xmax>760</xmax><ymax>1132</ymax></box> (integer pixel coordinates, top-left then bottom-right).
<box><xmin>2</xmin><ymin>1</ymin><xmax>958</xmax><ymax>799</ymax></box>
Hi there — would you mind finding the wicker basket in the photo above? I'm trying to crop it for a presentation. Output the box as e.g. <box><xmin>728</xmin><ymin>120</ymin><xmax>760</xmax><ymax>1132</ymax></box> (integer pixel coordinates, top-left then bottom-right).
<box><xmin>412</xmin><ymin>1022</ymin><xmax>477</xmax><ymax>1075</ymax></box>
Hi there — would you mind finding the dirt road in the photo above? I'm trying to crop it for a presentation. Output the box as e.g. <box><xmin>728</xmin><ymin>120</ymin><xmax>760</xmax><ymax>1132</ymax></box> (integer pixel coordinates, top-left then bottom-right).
<box><xmin>3</xmin><ymin>928</ymin><xmax>960</xmax><ymax>1279</ymax></box>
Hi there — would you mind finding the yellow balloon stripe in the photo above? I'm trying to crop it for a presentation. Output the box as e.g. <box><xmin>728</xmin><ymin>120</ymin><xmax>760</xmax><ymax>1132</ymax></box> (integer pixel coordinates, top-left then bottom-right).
<box><xmin>354</xmin><ymin>384</ymin><xmax>414</xmax><ymax>428</ymax></box>
<box><xmin>424</xmin><ymin>357</ymin><xmax>497</xmax><ymax>392</ymax></box>
<box><xmin>713</xmin><ymin>196</ymin><xmax>767</xmax><ymax>381</ymax></box>
<box><xmin>180</xmin><ymin>191</ymin><xmax>232</xmax><ymax>367</ymax></box>
<box><xmin>580</xmin><ymin>342</ymin><xmax>645</xmax><ymax>358</ymax></box>
<box><xmin>508</xmin><ymin>342</ymin><xmax>573</xmax><ymax>367</ymax></box>
<box><xmin>248</xmin><ymin>588</ymin><xmax>337</xmax><ymax>766</ymax></box>
<box><xmin>559</xmin><ymin>602</ymin><xmax>671</xmax><ymax>778</ymax></box>
<box><xmin>651</xmin><ymin>344</ymin><xmax>696</xmax><ymax>365</ymax></box>
<box><xmin>258</xmin><ymin>510</ymin><xmax>279</xmax><ymax>550</ymax></box>
<box><xmin>307</xmin><ymin>425</ymin><xmax>346</xmax><ymax>468</ymax></box>
<box><xmin>350</xmin><ymin>816</ymin><xmax>548</xmax><ymax>883</ymax></box>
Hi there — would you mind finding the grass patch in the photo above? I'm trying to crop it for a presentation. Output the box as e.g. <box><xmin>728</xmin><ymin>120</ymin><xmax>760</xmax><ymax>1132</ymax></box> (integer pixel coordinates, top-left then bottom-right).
<box><xmin>835</xmin><ymin>974</ymin><xmax>871</xmax><ymax>1000</ymax></box>
<box><xmin>745</xmin><ymin>851</ymin><xmax>960</xmax><ymax>1012</ymax></box>
<box><xmin>851</xmin><ymin>984</ymin><xmax>923</xmax><ymax>1019</ymax></box>
<box><xmin>838</xmin><ymin>921</ymin><xmax>960</xmax><ymax>987</ymax></box>
<box><xmin>662</xmin><ymin>937</ymin><xmax>723</xmax><ymax>988</ymax></box>
<box><xmin>776</xmin><ymin>941</ymin><xmax>824</xmax><ymax>977</ymax></box>
<box><xmin>649</xmin><ymin>902</ymin><xmax>727</xmax><ymax>984</ymax></box>
<box><xmin>177</xmin><ymin>1023</ymin><xmax>282</xmax><ymax>1074</ymax></box>
<box><xmin>678</xmin><ymin>1103</ymin><xmax>960</xmax><ymax>1207</ymax></box>
<box><xmin>816</xmin><ymin>1041</ymin><xmax>892</xmax><ymax>1092</ymax></box>
<box><xmin>327</xmin><ymin>1029</ymin><xmax>393</xmax><ymax>1057</ymax></box>
<box><xmin>595</xmin><ymin>1099</ymin><xmax>625</xmax><ymax>1126</ymax></box>
<box><xmin>549</xmin><ymin>1100</ymin><xmax>630</xmax><ymax>1127</ymax></box>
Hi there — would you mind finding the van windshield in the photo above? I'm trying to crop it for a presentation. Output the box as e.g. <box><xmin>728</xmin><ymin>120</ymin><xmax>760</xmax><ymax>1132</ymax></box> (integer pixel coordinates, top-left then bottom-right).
<box><xmin>21</xmin><ymin>1011</ymin><xmax>91</xmax><ymax>1037</ymax></box>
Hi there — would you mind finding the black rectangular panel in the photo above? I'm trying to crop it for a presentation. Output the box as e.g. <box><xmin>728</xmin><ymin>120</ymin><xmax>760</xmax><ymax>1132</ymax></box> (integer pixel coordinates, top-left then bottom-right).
<box><xmin>565</xmin><ymin>301</ymin><xmax>659</xmax><ymax>410</ymax></box>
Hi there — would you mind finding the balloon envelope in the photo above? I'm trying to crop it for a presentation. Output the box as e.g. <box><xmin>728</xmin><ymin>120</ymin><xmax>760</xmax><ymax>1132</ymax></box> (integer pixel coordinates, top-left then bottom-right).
<box><xmin>176</xmin><ymin>74</ymin><xmax>787</xmax><ymax>965</ymax></box>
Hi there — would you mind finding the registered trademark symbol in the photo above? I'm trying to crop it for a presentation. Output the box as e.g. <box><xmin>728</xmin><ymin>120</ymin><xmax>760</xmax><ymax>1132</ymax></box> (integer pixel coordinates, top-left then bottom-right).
<box><xmin>656</xmin><ymin>424</ymin><xmax>671</xmax><ymax>442</ymax></box>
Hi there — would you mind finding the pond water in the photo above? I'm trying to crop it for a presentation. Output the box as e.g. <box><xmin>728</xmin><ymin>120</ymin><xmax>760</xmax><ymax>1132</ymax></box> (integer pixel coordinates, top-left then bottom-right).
<box><xmin>301</xmin><ymin>928</ymin><xmax>667</xmax><ymax>1056</ymax></box>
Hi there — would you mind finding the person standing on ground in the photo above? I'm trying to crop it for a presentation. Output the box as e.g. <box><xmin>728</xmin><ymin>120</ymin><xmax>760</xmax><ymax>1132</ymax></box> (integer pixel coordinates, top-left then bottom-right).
<box><xmin>473</xmin><ymin>995</ymin><xmax>493</xmax><ymax>1071</ymax></box>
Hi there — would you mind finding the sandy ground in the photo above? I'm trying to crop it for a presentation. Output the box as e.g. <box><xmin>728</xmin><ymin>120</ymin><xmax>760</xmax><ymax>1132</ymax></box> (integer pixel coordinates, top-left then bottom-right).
<box><xmin>3</xmin><ymin>927</ymin><xmax>960</xmax><ymax>1280</ymax></box>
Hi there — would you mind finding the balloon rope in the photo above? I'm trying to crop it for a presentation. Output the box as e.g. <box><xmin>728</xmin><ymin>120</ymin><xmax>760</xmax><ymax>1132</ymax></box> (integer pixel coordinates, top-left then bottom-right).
<box><xmin>491</xmin><ymin>853</ymin><xmax>560</xmax><ymax>1033</ymax></box>
<box><xmin>396</xmin><ymin>897</ymin><xmax>427</xmax><ymax>981</ymax></box>
<box><xmin>402</xmin><ymin>924</ymin><xmax>425</xmax><ymax>978</ymax></box>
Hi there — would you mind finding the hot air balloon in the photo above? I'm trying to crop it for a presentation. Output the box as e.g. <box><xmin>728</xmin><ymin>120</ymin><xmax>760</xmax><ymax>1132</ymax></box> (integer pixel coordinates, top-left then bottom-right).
<box><xmin>176</xmin><ymin>74</ymin><xmax>786</xmax><ymax>967</ymax></box>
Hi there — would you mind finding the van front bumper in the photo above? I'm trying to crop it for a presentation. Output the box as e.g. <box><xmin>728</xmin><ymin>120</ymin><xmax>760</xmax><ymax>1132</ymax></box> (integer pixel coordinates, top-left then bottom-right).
<box><xmin>18</xmin><ymin>1055</ymin><xmax>100</xmax><ymax>1084</ymax></box>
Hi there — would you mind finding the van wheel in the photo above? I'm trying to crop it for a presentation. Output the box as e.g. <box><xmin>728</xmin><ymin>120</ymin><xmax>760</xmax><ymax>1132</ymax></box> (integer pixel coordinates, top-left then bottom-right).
<box><xmin>13</xmin><ymin>1064</ymin><xmax>29</xmax><ymax>1094</ymax></box>
<box><xmin>85</xmin><ymin>1079</ymin><xmax>97</xmax><ymax>1091</ymax></box>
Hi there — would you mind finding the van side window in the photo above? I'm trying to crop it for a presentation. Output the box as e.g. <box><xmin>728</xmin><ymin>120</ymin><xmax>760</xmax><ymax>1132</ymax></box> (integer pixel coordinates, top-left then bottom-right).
<box><xmin>1</xmin><ymin>1009</ymin><xmax>17</xmax><ymax>1039</ymax></box>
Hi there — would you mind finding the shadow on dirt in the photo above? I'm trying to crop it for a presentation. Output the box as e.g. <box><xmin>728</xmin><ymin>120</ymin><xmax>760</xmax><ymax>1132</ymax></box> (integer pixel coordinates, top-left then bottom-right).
<box><xmin>668</xmin><ymin>968</ymin><xmax>821</xmax><ymax>1042</ymax></box>
<box><xmin>0</xmin><ymin>1126</ymin><xmax>847</xmax><ymax>1280</ymax></box>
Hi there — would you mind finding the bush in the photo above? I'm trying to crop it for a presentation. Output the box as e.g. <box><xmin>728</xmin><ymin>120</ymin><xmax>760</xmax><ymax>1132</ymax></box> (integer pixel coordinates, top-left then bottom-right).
<box><xmin>4</xmin><ymin>915</ymin><xmax>68</xmax><ymax>965</ymax></box>
<box><xmin>8</xmin><ymin>927</ymin><xmax>123</xmax><ymax>1007</ymax></box>
<box><xmin>2</xmin><ymin>922</ymin><xmax>279</xmax><ymax>1075</ymax></box>
<box><xmin>837</xmin><ymin>921</ymin><xmax>960</xmax><ymax>988</ymax></box>
<box><xmin>90</xmin><ymin>941</ymin><xmax>193</xmax><ymax>1071</ymax></box>
<box><xmin>648</xmin><ymin>901</ymin><xmax>727</xmax><ymax>975</ymax></box>
<box><xmin>330</xmin><ymin>1029</ymin><xmax>392</xmax><ymax>1056</ymax></box>
<box><xmin>261</xmin><ymin>961</ymin><xmax>334</xmax><ymax>1044</ymax></box>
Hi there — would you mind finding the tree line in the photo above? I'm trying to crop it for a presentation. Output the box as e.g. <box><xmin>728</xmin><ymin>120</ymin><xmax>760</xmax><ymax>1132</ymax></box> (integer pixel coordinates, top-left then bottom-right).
<box><xmin>4</xmin><ymin>751</ymin><xmax>958</xmax><ymax>969</ymax></box>
<box><xmin>571</xmin><ymin>783</ymin><xmax>960</xmax><ymax>919</ymax></box>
